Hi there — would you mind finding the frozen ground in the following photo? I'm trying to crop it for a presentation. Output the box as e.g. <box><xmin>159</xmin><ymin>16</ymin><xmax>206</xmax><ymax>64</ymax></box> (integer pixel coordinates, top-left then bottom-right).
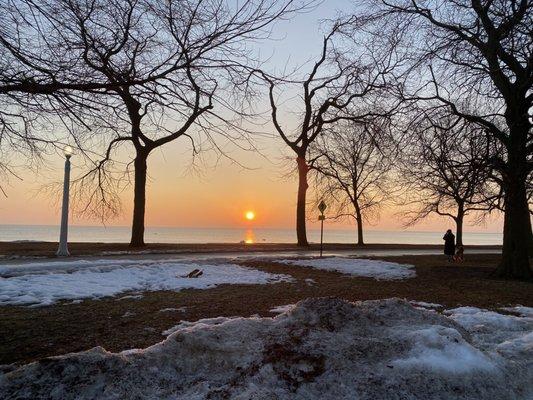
<box><xmin>0</xmin><ymin>256</ymin><xmax>415</xmax><ymax>307</ymax></box>
<box><xmin>278</xmin><ymin>257</ymin><xmax>415</xmax><ymax>280</ymax></box>
<box><xmin>0</xmin><ymin>258</ymin><xmax>291</xmax><ymax>306</ymax></box>
<box><xmin>1</xmin><ymin>298</ymin><xmax>531</xmax><ymax>400</ymax></box>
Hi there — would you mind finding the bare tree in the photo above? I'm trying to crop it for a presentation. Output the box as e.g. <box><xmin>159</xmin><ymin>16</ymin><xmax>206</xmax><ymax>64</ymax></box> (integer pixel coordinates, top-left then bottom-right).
<box><xmin>366</xmin><ymin>0</ymin><xmax>533</xmax><ymax>278</ymax></box>
<box><xmin>399</xmin><ymin>113</ymin><xmax>493</xmax><ymax>247</ymax></box>
<box><xmin>1</xmin><ymin>0</ymin><xmax>314</xmax><ymax>246</ymax></box>
<box><xmin>0</xmin><ymin>0</ymin><xmax>143</xmax><ymax>194</ymax></box>
<box><xmin>256</xmin><ymin>19</ymin><xmax>399</xmax><ymax>246</ymax></box>
<box><xmin>309</xmin><ymin>119</ymin><xmax>394</xmax><ymax>245</ymax></box>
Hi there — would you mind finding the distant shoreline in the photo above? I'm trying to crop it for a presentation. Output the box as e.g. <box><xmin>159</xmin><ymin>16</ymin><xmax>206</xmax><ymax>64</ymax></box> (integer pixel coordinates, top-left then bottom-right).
<box><xmin>0</xmin><ymin>223</ymin><xmax>504</xmax><ymax>234</ymax></box>
<box><xmin>0</xmin><ymin>241</ymin><xmax>502</xmax><ymax>258</ymax></box>
<box><xmin>0</xmin><ymin>225</ymin><xmax>504</xmax><ymax>247</ymax></box>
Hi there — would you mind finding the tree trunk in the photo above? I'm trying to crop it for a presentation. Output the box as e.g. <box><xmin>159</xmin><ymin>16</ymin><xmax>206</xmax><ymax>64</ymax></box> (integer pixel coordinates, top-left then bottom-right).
<box><xmin>130</xmin><ymin>150</ymin><xmax>148</xmax><ymax>247</ymax></box>
<box><xmin>296</xmin><ymin>156</ymin><xmax>309</xmax><ymax>246</ymax></box>
<box><xmin>496</xmin><ymin>170</ymin><xmax>532</xmax><ymax>279</ymax></box>
<box><xmin>354</xmin><ymin>201</ymin><xmax>364</xmax><ymax>246</ymax></box>
<box><xmin>455</xmin><ymin>206</ymin><xmax>464</xmax><ymax>247</ymax></box>
<box><xmin>495</xmin><ymin>118</ymin><xmax>532</xmax><ymax>279</ymax></box>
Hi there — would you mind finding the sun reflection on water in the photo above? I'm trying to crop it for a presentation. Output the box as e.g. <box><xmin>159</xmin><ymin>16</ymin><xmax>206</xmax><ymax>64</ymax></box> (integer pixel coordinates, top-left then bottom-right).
<box><xmin>244</xmin><ymin>229</ymin><xmax>255</xmax><ymax>244</ymax></box>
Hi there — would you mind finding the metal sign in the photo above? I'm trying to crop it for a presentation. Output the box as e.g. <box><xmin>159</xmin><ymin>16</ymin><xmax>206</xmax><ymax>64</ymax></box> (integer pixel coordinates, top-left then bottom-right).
<box><xmin>318</xmin><ymin>200</ymin><xmax>327</xmax><ymax>214</ymax></box>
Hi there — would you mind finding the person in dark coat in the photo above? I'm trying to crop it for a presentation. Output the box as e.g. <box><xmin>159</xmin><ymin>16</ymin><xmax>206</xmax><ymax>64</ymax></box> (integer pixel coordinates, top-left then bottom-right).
<box><xmin>443</xmin><ymin>229</ymin><xmax>455</xmax><ymax>261</ymax></box>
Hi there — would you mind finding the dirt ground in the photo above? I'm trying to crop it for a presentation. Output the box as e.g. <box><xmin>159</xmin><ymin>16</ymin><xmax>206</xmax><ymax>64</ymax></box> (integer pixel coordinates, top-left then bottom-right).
<box><xmin>0</xmin><ymin>241</ymin><xmax>500</xmax><ymax>258</ymax></box>
<box><xmin>1</xmin><ymin>253</ymin><xmax>531</xmax><ymax>367</ymax></box>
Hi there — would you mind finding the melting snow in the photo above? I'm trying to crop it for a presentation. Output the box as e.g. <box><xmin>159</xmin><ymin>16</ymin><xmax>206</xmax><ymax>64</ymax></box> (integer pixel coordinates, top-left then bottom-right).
<box><xmin>279</xmin><ymin>257</ymin><xmax>415</xmax><ymax>280</ymax></box>
<box><xmin>121</xmin><ymin>311</ymin><xmax>136</xmax><ymax>318</ymax></box>
<box><xmin>0</xmin><ymin>259</ymin><xmax>292</xmax><ymax>307</ymax></box>
<box><xmin>162</xmin><ymin>316</ymin><xmax>239</xmax><ymax>336</ymax></box>
<box><xmin>270</xmin><ymin>304</ymin><xmax>296</xmax><ymax>314</ymax></box>
<box><xmin>444</xmin><ymin>306</ymin><xmax>533</xmax><ymax>357</ymax></box>
<box><xmin>500</xmin><ymin>305</ymin><xmax>533</xmax><ymax>318</ymax></box>
<box><xmin>1</xmin><ymin>298</ymin><xmax>531</xmax><ymax>399</ymax></box>
<box><xmin>409</xmin><ymin>301</ymin><xmax>443</xmax><ymax>309</ymax></box>
<box><xmin>390</xmin><ymin>326</ymin><xmax>497</xmax><ymax>372</ymax></box>
<box><xmin>159</xmin><ymin>307</ymin><xmax>187</xmax><ymax>313</ymax></box>
<box><xmin>118</xmin><ymin>294</ymin><xmax>144</xmax><ymax>301</ymax></box>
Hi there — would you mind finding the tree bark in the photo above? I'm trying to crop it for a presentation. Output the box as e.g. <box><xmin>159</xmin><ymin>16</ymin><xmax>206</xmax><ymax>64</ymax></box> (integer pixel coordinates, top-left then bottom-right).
<box><xmin>496</xmin><ymin>169</ymin><xmax>532</xmax><ymax>279</ymax></box>
<box><xmin>496</xmin><ymin>119</ymin><xmax>532</xmax><ymax>279</ymax></box>
<box><xmin>354</xmin><ymin>201</ymin><xmax>364</xmax><ymax>246</ymax></box>
<box><xmin>296</xmin><ymin>156</ymin><xmax>309</xmax><ymax>246</ymax></box>
<box><xmin>455</xmin><ymin>205</ymin><xmax>464</xmax><ymax>247</ymax></box>
<box><xmin>130</xmin><ymin>150</ymin><xmax>148</xmax><ymax>247</ymax></box>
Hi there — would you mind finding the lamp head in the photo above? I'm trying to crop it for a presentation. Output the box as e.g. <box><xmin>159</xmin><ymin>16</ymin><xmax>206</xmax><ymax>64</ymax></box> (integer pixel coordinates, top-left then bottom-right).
<box><xmin>63</xmin><ymin>145</ymin><xmax>74</xmax><ymax>158</ymax></box>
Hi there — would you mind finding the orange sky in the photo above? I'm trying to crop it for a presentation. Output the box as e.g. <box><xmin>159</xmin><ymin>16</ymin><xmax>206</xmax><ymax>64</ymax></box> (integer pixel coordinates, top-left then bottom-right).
<box><xmin>0</xmin><ymin>134</ymin><xmax>504</xmax><ymax>233</ymax></box>
<box><xmin>0</xmin><ymin>1</ymin><xmax>504</xmax><ymax>234</ymax></box>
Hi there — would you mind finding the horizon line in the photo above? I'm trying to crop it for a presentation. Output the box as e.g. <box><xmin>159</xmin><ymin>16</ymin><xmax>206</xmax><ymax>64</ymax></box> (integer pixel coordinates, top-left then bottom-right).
<box><xmin>0</xmin><ymin>223</ymin><xmax>503</xmax><ymax>235</ymax></box>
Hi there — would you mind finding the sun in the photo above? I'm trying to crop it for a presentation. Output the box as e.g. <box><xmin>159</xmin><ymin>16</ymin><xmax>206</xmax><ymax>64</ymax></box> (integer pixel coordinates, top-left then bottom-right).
<box><xmin>245</xmin><ymin>211</ymin><xmax>255</xmax><ymax>221</ymax></box>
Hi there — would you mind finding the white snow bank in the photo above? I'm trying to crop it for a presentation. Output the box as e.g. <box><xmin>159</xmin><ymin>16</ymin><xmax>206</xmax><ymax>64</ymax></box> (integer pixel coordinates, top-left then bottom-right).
<box><xmin>2</xmin><ymin>298</ymin><xmax>532</xmax><ymax>400</ymax></box>
<box><xmin>444</xmin><ymin>306</ymin><xmax>533</xmax><ymax>359</ymax></box>
<box><xmin>391</xmin><ymin>326</ymin><xmax>496</xmax><ymax>372</ymax></box>
<box><xmin>500</xmin><ymin>305</ymin><xmax>533</xmax><ymax>318</ymax></box>
<box><xmin>279</xmin><ymin>257</ymin><xmax>415</xmax><ymax>280</ymax></box>
<box><xmin>496</xmin><ymin>331</ymin><xmax>533</xmax><ymax>360</ymax></box>
<box><xmin>0</xmin><ymin>259</ymin><xmax>291</xmax><ymax>306</ymax></box>
<box><xmin>445</xmin><ymin>306</ymin><xmax>533</xmax><ymax>334</ymax></box>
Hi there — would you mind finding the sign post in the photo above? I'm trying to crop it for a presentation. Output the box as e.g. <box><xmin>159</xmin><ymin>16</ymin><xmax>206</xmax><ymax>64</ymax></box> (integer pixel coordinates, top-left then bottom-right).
<box><xmin>318</xmin><ymin>200</ymin><xmax>327</xmax><ymax>258</ymax></box>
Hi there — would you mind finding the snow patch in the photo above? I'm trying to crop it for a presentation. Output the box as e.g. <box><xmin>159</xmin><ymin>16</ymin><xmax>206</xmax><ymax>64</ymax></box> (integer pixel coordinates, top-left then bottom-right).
<box><xmin>496</xmin><ymin>331</ymin><xmax>533</xmax><ymax>360</ymax></box>
<box><xmin>279</xmin><ymin>257</ymin><xmax>415</xmax><ymax>280</ymax></box>
<box><xmin>409</xmin><ymin>301</ymin><xmax>442</xmax><ymax>309</ymax></box>
<box><xmin>159</xmin><ymin>307</ymin><xmax>187</xmax><ymax>313</ymax></box>
<box><xmin>162</xmin><ymin>316</ymin><xmax>238</xmax><ymax>336</ymax></box>
<box><xmin>0</xmin><ymin>257</ymin><xmax>228</xmax><ymax>278</ymax></box>
<box><xmin>270</xmin><ymin>304</ymin><xmax>296</xmax><ymax>314</ymax></box>
<box><xmin>444</xmin><ymin>306</ymin><xmax>533</xmax><ymax>361</ymax></box>
<box><xmin>391</xmin><ymin>326</ymin><xmax>496</xmax><ymax>372</ymax></box>
<box><xmin>121</xmin><ymin>311</ymin><xmax>136</xmax><ymax>318</ymax></box>
<box><xmin>500</xmin><ymin>305</ymin><xmax>533</xmax><ymax>318</ymax></box>
<box><xmin>118</xmin><ymin>294</ymin><xmax>143</xmax><ymax>301</ymax></box>
<box><xmin>1</xmin><ymin>298</ymin><xmax>531</xmax><ymax>399</ymax></box>
<box><xmin>0</xmin><ymin>259</ymin><xmax>292</xmax><ymax>306</ymax></box>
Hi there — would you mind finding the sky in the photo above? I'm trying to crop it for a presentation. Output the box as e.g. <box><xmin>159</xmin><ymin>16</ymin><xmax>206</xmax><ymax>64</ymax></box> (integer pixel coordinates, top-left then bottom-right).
<box><xmin>0</xmin><ymin>0</ymin><xmax>504</xmax><ymax>233</ymax></box>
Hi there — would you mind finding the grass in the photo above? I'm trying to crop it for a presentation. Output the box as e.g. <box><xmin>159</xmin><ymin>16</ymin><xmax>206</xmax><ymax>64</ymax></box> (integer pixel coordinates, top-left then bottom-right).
<box><xmin>1</xmin><ymin>253</ymin><xmax>531</xmax><ymax>366</ymax></box>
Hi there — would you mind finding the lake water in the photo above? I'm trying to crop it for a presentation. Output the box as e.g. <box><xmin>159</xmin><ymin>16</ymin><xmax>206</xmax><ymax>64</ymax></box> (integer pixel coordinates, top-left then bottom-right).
<box><xmin>0</xmin><ymin>225</ymin><xmax>503</xmax><ymax>245</ymax></box>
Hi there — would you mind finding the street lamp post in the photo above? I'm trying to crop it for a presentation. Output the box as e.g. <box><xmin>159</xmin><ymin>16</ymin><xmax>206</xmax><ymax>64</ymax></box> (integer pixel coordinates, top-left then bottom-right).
<box><xmin>57</xmin><ymin>146</ymin><xmax>74</xmax><ymax>257</ymax></box>
<box><xmin>318</xmin><ymin>200</ymin><xmax>327</xmax><ymax>258</ymax></box>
